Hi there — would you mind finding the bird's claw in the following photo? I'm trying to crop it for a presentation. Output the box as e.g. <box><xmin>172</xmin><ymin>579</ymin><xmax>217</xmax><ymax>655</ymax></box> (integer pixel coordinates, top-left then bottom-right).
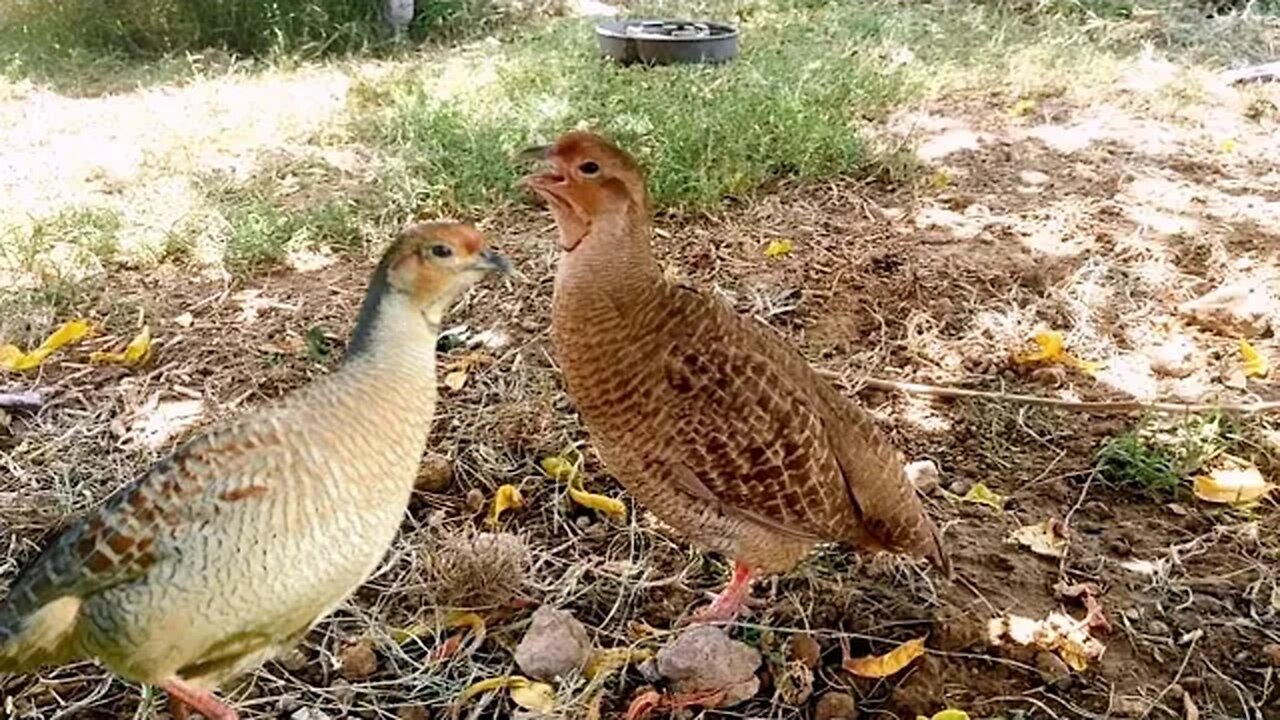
<box><xmin>625</xmin><ymin>688</ymin><xmax>728</xmax><ymax>720</ymax></box>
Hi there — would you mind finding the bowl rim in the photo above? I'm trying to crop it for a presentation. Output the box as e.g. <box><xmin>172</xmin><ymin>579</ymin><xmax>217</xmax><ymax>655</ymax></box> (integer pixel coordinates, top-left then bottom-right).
<box><xmin>595</xmin><ymin>18</ymin><xmax>739</xmax><ymax>42</ymax></box>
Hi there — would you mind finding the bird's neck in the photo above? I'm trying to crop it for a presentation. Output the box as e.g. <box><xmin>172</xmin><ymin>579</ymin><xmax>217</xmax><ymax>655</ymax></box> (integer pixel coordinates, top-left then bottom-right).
<box><xmin>334</xmin><ymin>292</ymin><xmax>441</xmax><ymax>424</ymax></box>
<box><xmin>556</xmin><ymin>213</ymin><xmax>662</xmax><ymax>303</ymax></box>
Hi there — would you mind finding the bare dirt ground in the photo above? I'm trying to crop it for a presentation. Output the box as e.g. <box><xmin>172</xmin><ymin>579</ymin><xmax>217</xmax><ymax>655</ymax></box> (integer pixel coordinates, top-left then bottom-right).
<box><xmin>3</xmin><ymin>63</ymin><xmax>1280</xmax><ymax>720</ymax></box>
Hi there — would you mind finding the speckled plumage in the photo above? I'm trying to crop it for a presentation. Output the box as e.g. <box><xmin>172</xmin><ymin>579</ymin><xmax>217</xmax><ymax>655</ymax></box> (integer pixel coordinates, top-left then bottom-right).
<box><xmin>532</xmin><ymin>132</ymin><xmax>948</xmax><ymax>587</ymax></box>
<box><xmin>0</xmin><ymin>222</ymin><xmax>508</xmax><ymax>717</ymax></box>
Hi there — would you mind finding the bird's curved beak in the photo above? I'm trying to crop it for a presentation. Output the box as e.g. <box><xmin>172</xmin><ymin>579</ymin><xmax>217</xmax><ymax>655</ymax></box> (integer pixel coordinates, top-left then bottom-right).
<box><xmin>472</xmin><ymin>248</ymin><xmax>513</xmax><ymax>275</ymax></box>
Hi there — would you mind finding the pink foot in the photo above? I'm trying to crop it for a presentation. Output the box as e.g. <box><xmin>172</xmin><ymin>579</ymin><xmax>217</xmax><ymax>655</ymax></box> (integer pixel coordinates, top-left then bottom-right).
<box><xmin>685</xmin><ymin>562</ymin><xmax>754</xmax><ymax>625</ymax></box>
<box><xmin>162</xmin><ymin>678</ymin><xmax>238</xmax><ymax>720</ymax></box>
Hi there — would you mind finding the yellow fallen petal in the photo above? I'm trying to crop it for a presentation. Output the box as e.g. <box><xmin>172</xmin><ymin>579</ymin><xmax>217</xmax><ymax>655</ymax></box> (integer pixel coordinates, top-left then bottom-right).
<box><xmin>509</xmin><ymin>679</ymin><xmax>557</xmax><ymax>713</ymax></box>
<box><xmin>390</xmin><ymin>621</ymin><xmax>430</xmax><ymax>645</ymax></box>
<box><xmin>1011</xmin><ymin>98</ymin><xmax>1037</xmax><ymax>116</ymax></box>
<box><xmin>489</xmin><ymin>484</ymin><xmax>525</xmax><ymax>525</ymax></box>
<box><xmin>90</xmin><ymin>325</ymin><xmax>152</xmax><ymax>366</ymax></box>
<box><xmin>1240</xmin><ymin>339</ymin><xmax>1270</xmax><ymax>378</ymax></box>
<box><xmin>918</xmin><ymin>711</ymin><xmax>972</xmax><ymax>720</ymax></box>
<box><xmin>0</xmin><ymin>320</ymin><xmax>92</xmax><ymax>371</ymax></box>
<box><xmin>842</xmin><ymin>636</ymin><xmax>926</xmax><ymax>678</ymax></box>
<box><xmin>586</xmin><ymin>647</ymin><xmax>652</xmax><ymax>679</ymax></box>
<box><xmin>458</xmin><ymin>676</ymin><xmax>513</xmax><ymax>704</ymax></box>
<box><xmin>764</xmin><ymin>239</ymin><xmax>794</xmax><ymax>258</ymax></box>
<box><xmin>448</xmin><ymin>611</ymin><xmax>486</xmax><ymax>635</ymax></box>
<box><xmin>1193</xmin><ymin>466</ymin><xmax>1276</xmax><ymax>505</ymax></box>
<box><xmin>540</xmin><ymin>455</ymin><xmax>576</xmax><ymax>481</ymax></box>
<box><xmin>959</xmin><ymin>483</ymin><xmax>1006</xmax><ymax>510</ymax></box>
<box><xmin>1014</xmin><ymin>330</ymin><xmax>1065</xmax><ymax>364</ymax></box>
<box><xmin>1220</xmin><ymin>138</ymin><xmax>1239</xmax><ymax>153</ymax></box>
<box><xmin>929</xmin><ymin>169</ymin><xmax>951</xmax><ymax>188</ymax></box>
<box><xmin>568</xmin><ymin>479</ymin><xmax>627</xmax><ymax>521</ymax></box>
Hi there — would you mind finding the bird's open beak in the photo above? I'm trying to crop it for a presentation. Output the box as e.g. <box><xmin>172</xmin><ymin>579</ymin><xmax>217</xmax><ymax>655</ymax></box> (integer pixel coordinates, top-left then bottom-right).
<box><xmin>473</xmin><ymin>248</ymin><xmax>513</xmax><ymax>274</ymax></box>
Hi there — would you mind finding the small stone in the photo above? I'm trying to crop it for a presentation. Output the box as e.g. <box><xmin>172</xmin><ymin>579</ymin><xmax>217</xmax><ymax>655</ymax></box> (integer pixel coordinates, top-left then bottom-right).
<box><xmin>789</xmin><ymin>633</ymin><xmax>822</xmax><ymax>669</ymax></box>
<box><xmin>465</xmin><ymin>487</ymin><xmax>485</xmax><ymax>513</ymax></box>
<box><xmin>416</xmin><ymin>452</ymin><xmax>453</xmax><ymax>492</ymax></box>
<box><xmin>291</xmin><ymin>709</ymin><xmax>333</xmax><ymax>720</ymax></box>
<box><xmin>1035</xmin><ymin>651</ymin><xmax>1071</xmax><ymax>688</ymax></box>
<box><xmin>904</xmin><ymin>459</ymin><xmax>940</xmax><ymax>495</ymax></box>
<box><xmin>1177</xmin><ymin>281</ymin><xmax>1277</xmax><ymax>337</ymax></box>
<box><xmin>396</xmin><ymin>706</ymin><xmax>430</xmax><ymax>720</ymax></box>
<box><xmin>1264</xmin><ymin>643</ymin><xmax>1280</xmax><ymax>667</ymax></box>
<box><xmin>946</xmin><ymin>478</ymin><xmax>973</xmax><ymax>495</ymax></box>
<box><xmin>656</xmin><ymin>626</ymin><xmax>762</xmax><ymax>707</ymax></box>
<box><xmin>1180</xmin><ymin>676</ymin><xmax>1204</xmax><ymax>692</ymax></box>
<box><xmin>339</xmin><ymin>639</ymin><xmax>378</xmax><ymax>680</ymax></box>
<box><xmin>1147</xmin><ymin>620</ymin><xmax>1171</xmax><ymax>636</ymax></box>
<box><xmin>1019</xmin><ymin>169</ymin><xmax>1051</xmax><ymax>186</ymax></box>
<box><xmin>575</xmin><ymin>515</ymin><xmax>593</xmax><ymax>529</ymax></box>
<box><xmin>1112</xmin><ymin>696</ymin><xmax>1148</xmax><ymax>718</ymax></box>
<box><xmin>1147</xmin><ymin>336</ymin><xmax>1196</xmax><ymax>378</ymax></box>
<box><xmin>330</xmin><ymin>679</ymin><xmax>355</xmax><ymax>707</ymax></box>
<box><xmin>275</xmin><ymin>695</ymin><xmax>302</xmax><ymax>713</ymax></box>
<box><xmin>1108</xmin><ymin>538</ymin><xmax>1132</xmax><ymax>557</ymax></box>
<box><xmin>514</xmin><ymin>605</ymin><xmax>594</xmax><ymax>681</ymax></box>
<box><xmin>813</xmin><ymin>691</ymin><xmax>859</xmax><ymax>720</ymax></box>
<box><xmin>1167</xmin><ymin>683</ymin><xmax>1185</xmax><ymax>700</ymax></box>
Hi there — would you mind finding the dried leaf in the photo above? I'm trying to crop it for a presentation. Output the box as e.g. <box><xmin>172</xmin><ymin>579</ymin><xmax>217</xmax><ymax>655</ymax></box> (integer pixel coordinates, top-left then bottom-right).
<box><xmin>540</xmin><ymin>455</ymin><xmax>576</xmax><ymax>481</ymax></box>
<box><xmin>764</xmin><ymin>239</ymin><xmax>794</xmax><ymax>258</ymax></box>
<box><xmin>458</xmin><ymin>675</ymin><xmax>555</xmax><ymax>712</ymax></box>
<box><xmin>987</xmin><ymin>612</ymin><xmax>1105</xmax><ymax>671</ymax></box>
<box><xmin>444</xmin><ymin>369</ymin><xmax>468</xmax><ymax>392</ymax></box>
<box><xmin>958</xmin><ymin>483</ymin><xmax>1006</xmax><ymax>510</ymax></box>
<box><xmin>586</xmin><ymin>647</ymin><xmax>652</xmax><ymax>679</ymax></box>
<box><xmin>842</xmin><ymin>636</ymin><xmax>926</xmax><ymax>678</ymax></box>
<box><xmin>1193</xmin><ymin>466</ymin><xmax>1276</xmax><ymax>505</ymax></box>
<box><xmin>489</xmin><ymin>484</ymin><xmax>525</xmax><ymax>525</ymax></box>
<box><xmin>1240</xmin><ymin>339</ymin><xmax>1270</xmax><ymax>378</ymax></box>
<box><xmin>917</xmin><ymin>711</ymin><xmax>972</xmax><ymax>720</ymax></box>
<box><xmin>90</xmin><ymin>326</ymin><xmax>152</xmax><ymax>366</ymax></box>
<box><xmin>1011</xmin><ymin>97</ymin><xmax>1038</xmax><ymax>116</ymax></box>
<box><xmin>174</xmin><ymin>312</ymin><xmax>194</xmax><ymax>328</ymax></box>
<box><xmin>1013</xmin><ymin>330</ymin><xmax>1102</xmax><ymax>375</ymax></box>
<box><xmin>0</xmin><ymin>319</ymin><xmax>92</xmax><ymax>371</ymax></box>
<box><xmin>509</xmin><ymin>679</ymin><xmax>557</xmax><ymax>713</ymax></box>
<box><xmin>1008</xmin><ymin>519</ymin><xmax>1068</xmax><ymax>558</ymax></box>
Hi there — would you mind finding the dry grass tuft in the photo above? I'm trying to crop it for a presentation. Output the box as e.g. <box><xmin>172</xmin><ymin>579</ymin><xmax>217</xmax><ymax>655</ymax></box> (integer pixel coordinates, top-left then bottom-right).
<box><xmin>423</xmin><ymin>530</ymin><xmax>530</xmax><ymax>609</ymax></box>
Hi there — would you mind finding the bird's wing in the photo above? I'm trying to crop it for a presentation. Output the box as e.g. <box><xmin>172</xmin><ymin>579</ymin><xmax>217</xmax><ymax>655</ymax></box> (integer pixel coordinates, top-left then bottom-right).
<box><xmin>653</xmin><ymin>285</ymin><xmax>857</xmax><ymax>541</ymax></box>
<box><xmin>655</xmin><ymin>284</ymin><xmax>947</xmax><ymax>571</ymax></box>
<box><xmin>2</xmin><ymin>421</ymin><xmax>284</xmax><ymax>615</ymax></box>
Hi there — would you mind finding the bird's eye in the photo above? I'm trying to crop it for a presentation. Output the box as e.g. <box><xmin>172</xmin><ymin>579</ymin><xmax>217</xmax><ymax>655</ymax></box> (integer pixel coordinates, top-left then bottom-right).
<box><xmin>428</xmin><ymin>244</ymin><xmax>453</xmax><ymax>259</ymax></box>
<box><xmin>578</xmin><ymin>161</ymin><xmax>600</xmax><ymax>176</ymax></box>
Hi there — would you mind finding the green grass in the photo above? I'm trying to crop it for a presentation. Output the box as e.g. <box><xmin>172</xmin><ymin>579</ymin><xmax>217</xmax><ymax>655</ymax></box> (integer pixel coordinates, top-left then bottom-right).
<box><xmin>1096</xmin><ymin>414</ymin><xmax>1237</xmax><ymax>495</ymax></box>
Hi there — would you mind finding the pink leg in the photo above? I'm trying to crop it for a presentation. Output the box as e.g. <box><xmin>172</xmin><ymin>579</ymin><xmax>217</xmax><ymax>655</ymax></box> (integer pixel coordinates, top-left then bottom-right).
<box><xmin>687</xmin><ymin>562</ymin><xmax>754</xmax><ymax>624</ymax></box>
<box><xmin>161</xmin><ymin>678</ymin><xmax>238</xmax><ymax>720</ymax></box>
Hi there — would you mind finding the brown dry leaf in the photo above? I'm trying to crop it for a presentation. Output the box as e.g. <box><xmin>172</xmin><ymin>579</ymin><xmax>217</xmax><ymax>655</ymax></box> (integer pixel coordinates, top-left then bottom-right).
<box><xmin>0</xmin><ymin>319</ymin><xmax>92</xmax><ymax>371</ymax></box>
<box><xmin>1193</xmin><ymin>466</ymin><xmax>1276</xmax><ymax>505</ymax></box>
<box><xmin>987</xmin><ymin>612</ymin><xmax>1105</xmax><ymax>671</ymax></box>
<box><xmin>1014</xmin><ymin>330</ymin><xmax>1102</xmax><ymax>375</ymax></box>
<box><xmin>488</xmin><ymin>484</ymin><xmax>525</xmax><ymax>526</ymax></box>
<box><xmin>90</xmin><ymin>326</ymin><xmax>152</xmax><ymax>367</ymax></box>
<box><xmin>1008</xmin><ymin>519</ymin><xmax>1068</xmax><ymax>558</ymax></box>
<box><xmin>841</xmin><ymin>636</ymin><xmax>926</xmax><ymax>678</ymax></box>
<box><xmin>1240</xmin><ymin>339</ymin><xmax>1270</xmax><ymax>378</ymax></box>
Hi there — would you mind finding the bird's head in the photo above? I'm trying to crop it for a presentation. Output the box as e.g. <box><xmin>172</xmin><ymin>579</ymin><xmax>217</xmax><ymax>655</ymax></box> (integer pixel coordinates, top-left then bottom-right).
<box><xmin>519</xmin><ymin>131</ymin><xmax>650</xmax><ymax>251</ymax></box>
<box><xmin>349</xmin><ymin>222</ymin><xmax>510</xmax><ymax>356</ymax></box>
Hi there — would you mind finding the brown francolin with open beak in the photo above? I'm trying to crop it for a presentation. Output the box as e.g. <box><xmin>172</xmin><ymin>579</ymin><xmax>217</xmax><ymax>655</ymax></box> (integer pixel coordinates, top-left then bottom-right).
<box><xmin>0</xmin><ymin>222</ymin><xmax>510</xmax><ymax>719</ymax></box>
<box><xmin>523</xmin><ymin>131</ymin><xmax>949</xmax><ymax>623</ymax></box>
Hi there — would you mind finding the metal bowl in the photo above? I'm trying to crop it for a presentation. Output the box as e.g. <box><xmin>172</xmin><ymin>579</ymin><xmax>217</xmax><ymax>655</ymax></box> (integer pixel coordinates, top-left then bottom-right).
<box><xmin>596</xmin><ymin>19</ymin><xmax>739</xmax><ymax>66</ymax></box>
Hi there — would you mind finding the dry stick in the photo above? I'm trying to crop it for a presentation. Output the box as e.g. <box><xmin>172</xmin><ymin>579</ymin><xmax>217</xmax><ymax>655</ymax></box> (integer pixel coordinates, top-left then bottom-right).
<box><xmin>818</xmin><ymin>369</ymin><xmax>1280</xmax><ymax>415</ymax></box>
<box><xmin>0</xmin><ymin>390</ymin><xmax>42</xmax><ymax>411</ymax></box>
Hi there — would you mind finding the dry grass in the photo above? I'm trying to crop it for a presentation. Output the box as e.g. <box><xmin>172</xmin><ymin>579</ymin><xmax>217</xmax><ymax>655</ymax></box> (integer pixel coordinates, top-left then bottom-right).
<box><xmin>3</xmin><ymin>1</ymin><xmax>1280</xmax><ymax>719</ymax></box>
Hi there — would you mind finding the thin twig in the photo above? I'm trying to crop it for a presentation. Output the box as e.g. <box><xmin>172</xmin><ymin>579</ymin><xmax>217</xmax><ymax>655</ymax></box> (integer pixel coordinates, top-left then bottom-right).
<box><xmin>821</xmin><ymin>370</ymin><xmax>1280</xmax><ymax>415</ymax></box>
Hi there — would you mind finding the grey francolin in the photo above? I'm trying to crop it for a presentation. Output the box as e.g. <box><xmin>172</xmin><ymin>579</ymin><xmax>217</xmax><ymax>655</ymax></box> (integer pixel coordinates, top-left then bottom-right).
<box><xmin>0</xmin><ymin>222</ymin><xmax>510</xmax><ymax>719</ymax></box>
<box><xmin>523</xmin><ymin>132</ymin><xmax>949</xmax><ymax>622</ymax></box>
